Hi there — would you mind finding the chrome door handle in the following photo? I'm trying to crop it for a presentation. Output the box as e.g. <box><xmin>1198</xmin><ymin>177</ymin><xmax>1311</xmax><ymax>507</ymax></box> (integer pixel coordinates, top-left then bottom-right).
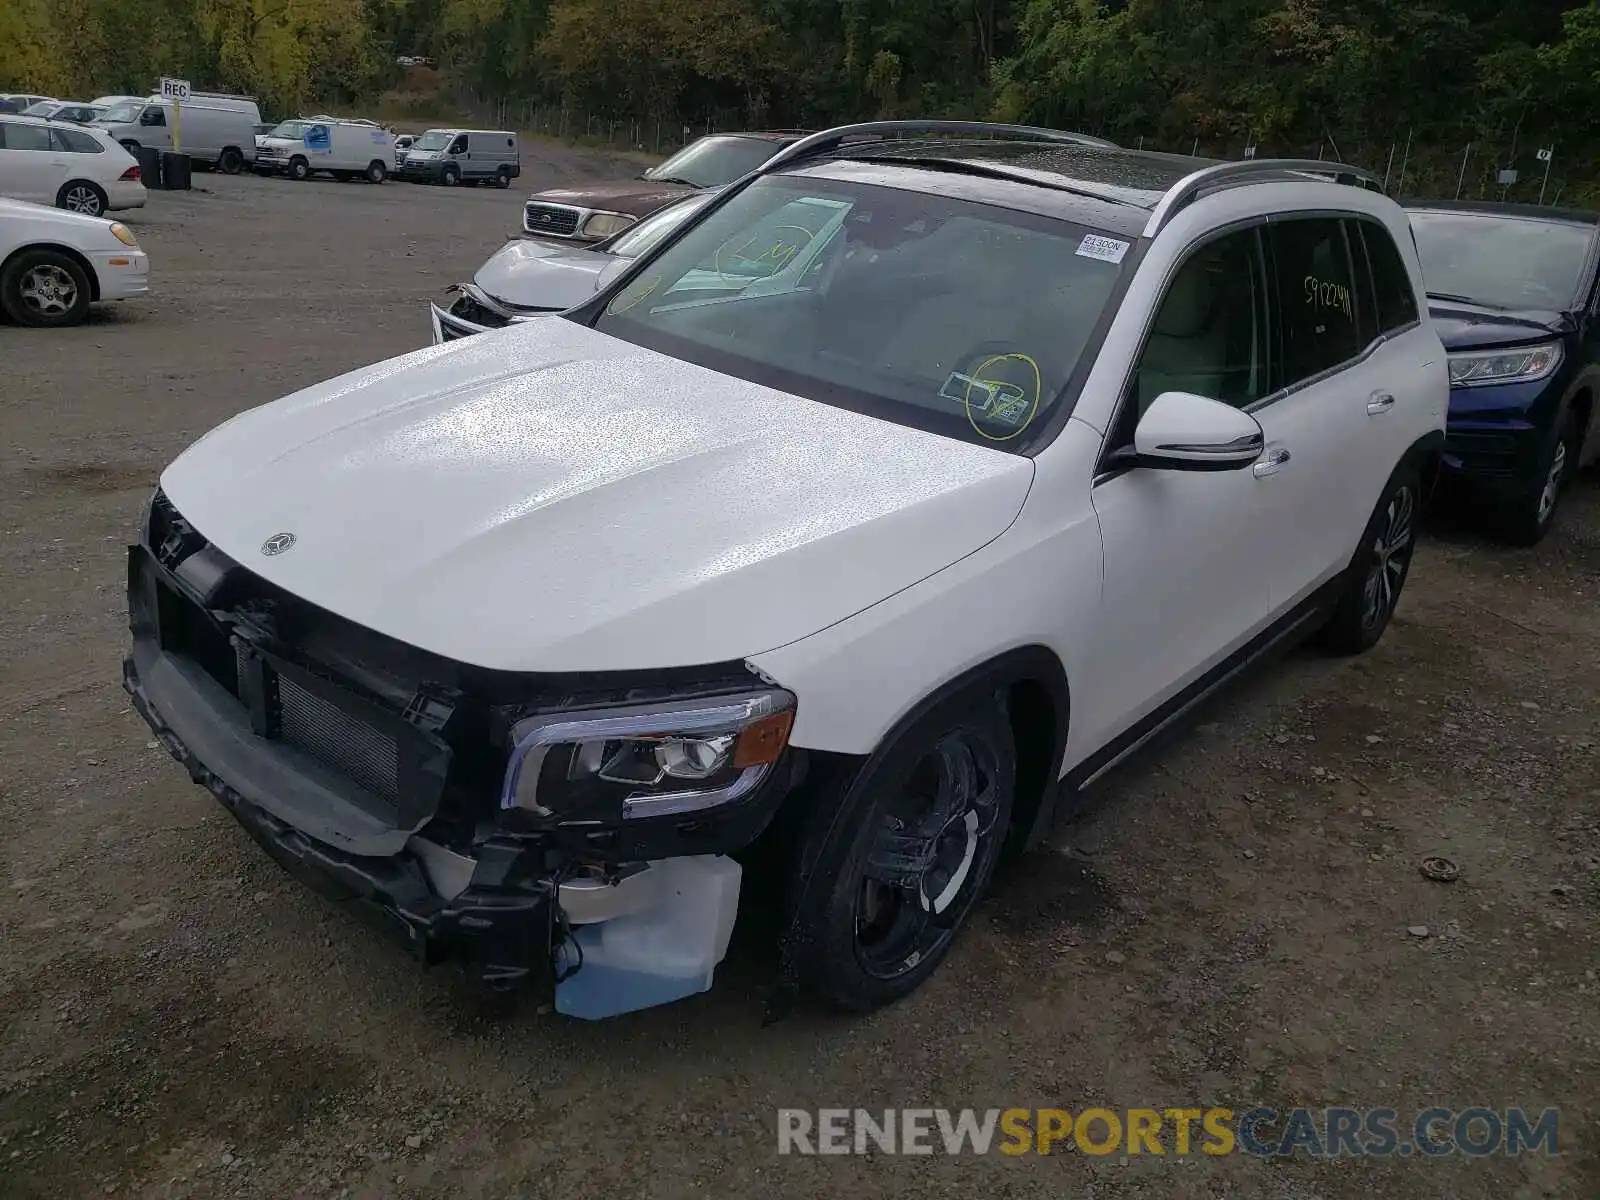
<box><xmin>1367</xmin><ymin>391</ymin><xmax>1397</xmax><ymax>415</ymax></box>
<box><xmin>1252</xmin><ymin>447</ymin><xmax>1291</xmax><ymax>478</ymax></box>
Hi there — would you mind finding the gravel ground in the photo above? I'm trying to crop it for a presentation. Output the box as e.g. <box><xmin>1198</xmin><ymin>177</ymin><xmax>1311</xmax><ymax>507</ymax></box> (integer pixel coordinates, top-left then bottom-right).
<box><xmin>1</xmin><ymin>155</ymin><xmax>1597</xmax><ymax>1200</ymax></box>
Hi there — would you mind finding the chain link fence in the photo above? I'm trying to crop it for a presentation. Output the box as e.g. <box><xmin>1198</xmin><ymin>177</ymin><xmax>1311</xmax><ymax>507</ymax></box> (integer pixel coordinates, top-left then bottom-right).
<box><xmin>446</xmin><ymin>91</ymin><xmax>1584</xmax><ymax>205</ymax></box>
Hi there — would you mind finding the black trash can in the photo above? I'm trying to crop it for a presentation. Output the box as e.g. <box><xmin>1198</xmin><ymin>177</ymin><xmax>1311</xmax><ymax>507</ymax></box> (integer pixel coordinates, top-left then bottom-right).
<box><xmin>135</xmin><ymin>145</ymin><xmax>163</xmax><ymax>190</ymax></box>
<box><xmin>160</xmin><ymin>151</ymin><xmax>192</xmax><ymax>191</ymax></box>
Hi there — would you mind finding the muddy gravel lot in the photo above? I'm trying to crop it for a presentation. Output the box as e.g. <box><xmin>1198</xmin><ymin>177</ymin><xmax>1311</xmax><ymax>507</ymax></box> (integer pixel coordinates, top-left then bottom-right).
<box><xmin>2</xmin><ymin>150</ymin><xmax>1598</xmax><ymax>1200</ymax></box>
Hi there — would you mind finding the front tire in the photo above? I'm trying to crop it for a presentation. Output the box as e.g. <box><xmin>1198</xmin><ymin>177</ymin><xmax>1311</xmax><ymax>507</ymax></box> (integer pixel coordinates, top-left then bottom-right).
<box><xmin>441</xmin><ymin>165</ymin><xmax>459</xmax><ymax>186</ymax></box>
<box><xmin>1497</xmin><ymin>408</ymin><xmax>1580</xmax><ymax>546</ymax></box>
<box><xmin>288</xmin><ymin>156</ymin><xmax>311</xmax><ymax>182</ymax></box>
<box><xmin>1318</xmin><ymin>464</ymin><xmax>1420</xmax><ymax>655</ymax></box>
<box><xmin>1</xmin><ymin>249</ymin><xmax>93</xmax><ymax>328</ymax></box>
<box><xmin>785</xmin><ymin>696</ymin><xmax>1015</xmax><ymax>1012</ymax></box>
<box><xmin>56</xmin><ymin>180</ymin><xmax>107</xmax><ymax>217</ymax></box>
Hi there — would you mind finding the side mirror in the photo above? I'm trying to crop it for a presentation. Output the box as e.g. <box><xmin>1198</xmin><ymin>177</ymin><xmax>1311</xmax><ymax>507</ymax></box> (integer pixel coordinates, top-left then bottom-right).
<box><xmin>1129</xmin><ymin>391</ymin><xmax>1264</xmax><ymax>471</ymax></box>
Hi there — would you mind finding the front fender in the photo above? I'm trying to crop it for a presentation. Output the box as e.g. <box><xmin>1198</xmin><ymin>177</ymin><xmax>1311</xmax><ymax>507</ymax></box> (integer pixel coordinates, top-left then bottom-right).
<box><xmin>748</xmin><ymin>418</ymin><xmax>1106</xmax><ymax>770</ymax></box>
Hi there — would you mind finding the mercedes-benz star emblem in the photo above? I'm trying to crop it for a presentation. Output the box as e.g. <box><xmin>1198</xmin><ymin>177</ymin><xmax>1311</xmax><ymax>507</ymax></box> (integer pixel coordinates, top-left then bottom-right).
<box><xmin>260</xmin><ymin>531</ymin><xmax>296</xmax><ymax>556</ymax></box>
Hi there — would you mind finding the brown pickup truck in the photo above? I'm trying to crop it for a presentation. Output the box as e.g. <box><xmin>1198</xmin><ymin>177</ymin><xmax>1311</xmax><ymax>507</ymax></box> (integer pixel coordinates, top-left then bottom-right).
<box><xmin>521</xmin><ymin>130</ymin><xmax>806</xmax><ymax>242</ymax></box>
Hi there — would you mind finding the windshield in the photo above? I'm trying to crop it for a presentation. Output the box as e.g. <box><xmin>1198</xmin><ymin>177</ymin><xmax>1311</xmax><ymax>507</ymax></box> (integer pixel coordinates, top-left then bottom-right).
<box><xmin>593</xmin><ymin>175</ymin><xmax>1127</xmax><ymax>450</ymax></box>
<box><xmin>270</xmin><ymin>120</ymin><xmax>309</xmax><ymax>139</ymax></box>
<box><xmin>607</xmin><ymin>194</ymin><xmax>715</xmax><ymax>259</ymax></box>
<box><xmin>645</xmin><ymin>136</ymin><xmax>786</xmax><ymax>188</ymax></box>
<box><xmin>1410</xmin><ymin>211</ymin><xmax>1594</xmax><ymax>310</ymax></box>
<box><xmin>99</xmin><ymin>100</ymin><xmax>144</xmax><ymax>123</ymax></box>
<box><xmin>413</xmin><ymin>131</ymin><xmax>452</xmax><ymax>151</ymax></box>
<box><xmin>22</xmin><ymin>101</ymin><xmax>56</xmax><ymax>116</ymax></box>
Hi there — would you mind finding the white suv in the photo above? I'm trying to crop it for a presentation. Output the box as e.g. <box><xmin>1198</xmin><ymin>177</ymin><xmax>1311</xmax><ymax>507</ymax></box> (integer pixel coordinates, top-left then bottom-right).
<box><xmin>124</xmin><ymin>122</ymin><xmax>1446</xmax><ymax>1017</ymax></box>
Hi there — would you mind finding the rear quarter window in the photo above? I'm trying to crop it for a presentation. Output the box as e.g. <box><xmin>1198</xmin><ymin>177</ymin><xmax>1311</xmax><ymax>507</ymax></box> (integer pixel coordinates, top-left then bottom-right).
<box><xmin>51</xmin><ymin>127</ymin><xmax>105</xmax><ymax>153</ymax></box>
<box><xmin>1357</xmin><ymin>219</ymin><xmax>1419</xmax><ymax>334</ymax></box>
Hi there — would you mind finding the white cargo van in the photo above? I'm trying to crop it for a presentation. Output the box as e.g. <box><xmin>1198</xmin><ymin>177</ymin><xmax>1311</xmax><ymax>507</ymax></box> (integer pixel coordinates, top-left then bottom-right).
<box><xmin>95</xmin><ymin>94</ymin><xmax>258</xmax><ymax>173</ymax></box>
<box><xmin>254</xmin><ymin>118</ymin><xmax>395</xmax><ymax>182</ymax></box>
<box><xmin>395</xmin><ymin>128</ymin><xmax>520</xmax><ymax>187</ymax></box>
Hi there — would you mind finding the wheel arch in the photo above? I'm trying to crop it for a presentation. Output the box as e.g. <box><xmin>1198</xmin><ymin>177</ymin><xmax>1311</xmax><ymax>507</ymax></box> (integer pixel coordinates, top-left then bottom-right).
<box><xmin>56</xmin><ymin>177</ymin><xmax>108</xmax><ymax>214</ymax></box>
<box><xmin>1567</xmin><ymin>385</ymin><xmax>1595</xmax><ymax>464</ymax></box>
<box><xmin>2</xmin><ymin>241</ymin><xmax>100</xmax><ymax>301</ymax></box>
<box><xmin>792</xmin><ymin>644</ymin><xmax>1072</xmax><ymax>856</ymax></box>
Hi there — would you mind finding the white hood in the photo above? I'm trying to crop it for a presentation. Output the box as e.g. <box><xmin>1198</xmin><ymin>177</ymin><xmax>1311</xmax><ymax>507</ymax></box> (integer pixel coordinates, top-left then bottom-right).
<box><xmin>160</xmin><ymin>319</ymin><xmax>1033</xmax><ymax>672</ymax></box>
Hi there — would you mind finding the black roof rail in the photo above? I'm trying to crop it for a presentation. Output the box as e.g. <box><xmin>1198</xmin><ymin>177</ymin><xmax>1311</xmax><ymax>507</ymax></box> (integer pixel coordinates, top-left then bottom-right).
<box><xmin>1144</xmin><ymin>158</ymin><xmax>1384</xmax><ymax>237</ymax></box>
<box><xmin>759</xmin><ymin>120</ymin><xmax>1118</xmax><ymax>172</ymax></box>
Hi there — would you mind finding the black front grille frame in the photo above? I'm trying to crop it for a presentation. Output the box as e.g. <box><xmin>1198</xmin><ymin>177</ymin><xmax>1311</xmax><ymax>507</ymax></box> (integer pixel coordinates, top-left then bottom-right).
<box><xmin>134</xmin><ymin>542</ymin><xmax>451</xmax><ymax>828</ymax></box>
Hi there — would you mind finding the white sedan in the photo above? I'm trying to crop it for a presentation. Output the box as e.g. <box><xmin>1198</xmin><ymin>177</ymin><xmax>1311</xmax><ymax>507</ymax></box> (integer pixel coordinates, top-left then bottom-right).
<box><xmin>0</xmin><ymin>114</ymin><xmax>146</xmax><ymax>216</ymax></box>
<box><xmin>0</xmin><ymin>197</ymin><xmax>150</xmax><ymax>326</ymax></box>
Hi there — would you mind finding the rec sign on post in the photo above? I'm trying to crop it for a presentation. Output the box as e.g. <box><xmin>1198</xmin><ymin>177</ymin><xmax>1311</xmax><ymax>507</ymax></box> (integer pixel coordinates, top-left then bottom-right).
<box><xmin>160</xmin><ymin>77</ymin><xmax>191</xmax><ymax>153</ymax></box>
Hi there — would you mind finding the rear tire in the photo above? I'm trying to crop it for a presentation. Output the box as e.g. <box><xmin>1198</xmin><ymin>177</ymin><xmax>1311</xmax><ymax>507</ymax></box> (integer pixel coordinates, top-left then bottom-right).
<box><xmin>1318</xmin><ymin>463</ymin><xmax>1421</xmax><ymax>655</ymax></box>
<box><xmin>784</xmin><ymin>694</ymin><xmax>1015</xmax><ymax>1012</ymax></box>
<box><xmin>1496</xmin><ymin>407</ymin><xmax>1580</xmax><ymax>546</ymax></box>
<box><xmin>365</xmin><ymin>159</ymin><xmax>387</xmax><ymax>184</ymax></box>
<box><xmin>217</xmin><ymin>146</ymin><xmax>244</xmax><ymax>174</ymax></box>
<box><xmin>495</xmin><ymin>166</ymin><xmax>512</xmax><ymax>188</ymax></box>
<box><xmin>56</xmin><ymin>180</ymin><xmax>107</xmax><ymax>217</ymax></box>
<box><xmin>1</xmin><ymin>249</ymin><xmax>93</xmax><ymax>328</ymax></box>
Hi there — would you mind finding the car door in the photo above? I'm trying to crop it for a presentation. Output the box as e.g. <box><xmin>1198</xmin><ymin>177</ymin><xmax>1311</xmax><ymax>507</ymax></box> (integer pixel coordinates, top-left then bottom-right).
<box><xmin>1252</xmin><ymin>216</ymin><xmax>1393</xmax><ymax>610</ymax></box>
<box><xmin>0</xmin><ymin>119</ymin><xmax>69</xmax><ymax>202</ymax></box>
<box><xmin>1083</xmin><ymin>222</ymin><xmax>1279</xmax><ymax>745</ymax></box>
<box><xmin>1348</xmin><ymin>215</ymin><xmax>1448</xmax><ymax>512</ymax></box>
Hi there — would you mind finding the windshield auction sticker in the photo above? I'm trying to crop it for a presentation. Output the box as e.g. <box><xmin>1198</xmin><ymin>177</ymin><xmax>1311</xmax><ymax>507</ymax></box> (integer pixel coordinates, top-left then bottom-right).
<box><xmin>1076</xmin><ymin>234</ymin><xmax>1131</xmax><ymax>264</ymax></box>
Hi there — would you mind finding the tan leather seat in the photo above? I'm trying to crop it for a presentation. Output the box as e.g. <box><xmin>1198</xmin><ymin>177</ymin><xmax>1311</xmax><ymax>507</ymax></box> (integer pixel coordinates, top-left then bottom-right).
<box><xmin>1136</xmin><ymin>251</ymin><xmax>1228</xmax><ymax>411</ymax></box>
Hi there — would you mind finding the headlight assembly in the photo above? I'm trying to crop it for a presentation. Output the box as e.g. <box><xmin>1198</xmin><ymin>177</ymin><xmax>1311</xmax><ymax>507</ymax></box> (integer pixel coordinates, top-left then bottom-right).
<box><xmin>1447</xmin><ymin>342</ymin><xmax>1563</xmax><ymax>387</ymax></box>
<box><xmin>502</xmin><ymin>690</ymin><xmax>796</xmax><ymax>822</ymax></box>
<box><xmin>581</xmin><ymin>211</ymin><xmax>636</xmax><ymax>240</ymax></box>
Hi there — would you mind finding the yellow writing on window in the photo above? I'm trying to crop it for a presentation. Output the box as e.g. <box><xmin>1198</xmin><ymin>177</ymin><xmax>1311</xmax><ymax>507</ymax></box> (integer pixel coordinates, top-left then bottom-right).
<box><xmin>1304</xmin><ymin>275</ymin><xmax>1351</xmax><ymax>319</ymax></box>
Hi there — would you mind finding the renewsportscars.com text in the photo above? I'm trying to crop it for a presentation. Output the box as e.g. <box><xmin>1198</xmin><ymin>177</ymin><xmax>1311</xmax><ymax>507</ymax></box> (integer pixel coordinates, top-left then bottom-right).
<box><xmin>776</xmin><ymin>1106</ymin><xmax>1560</xmax><ymax>1157</ymax></box>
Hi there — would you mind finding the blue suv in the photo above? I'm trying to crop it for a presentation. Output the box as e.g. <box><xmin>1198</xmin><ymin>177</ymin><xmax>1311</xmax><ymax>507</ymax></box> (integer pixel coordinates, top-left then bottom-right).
<box><xmin>1408</xmin><ymin>202</ymin><xmax>1600</xmax><ymax>543</ymax></box>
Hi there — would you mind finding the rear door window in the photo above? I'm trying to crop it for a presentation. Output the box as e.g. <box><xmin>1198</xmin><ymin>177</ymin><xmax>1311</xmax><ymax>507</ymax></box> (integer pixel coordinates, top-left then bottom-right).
<box><xmin>1267</xmin><ymin>218</ymin><xmax>1362</xmax><ymax>388</ymax></box>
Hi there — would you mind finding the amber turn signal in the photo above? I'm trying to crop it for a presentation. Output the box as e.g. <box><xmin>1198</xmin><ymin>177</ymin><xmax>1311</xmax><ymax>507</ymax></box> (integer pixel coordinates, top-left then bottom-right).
<box><xmin>732</xmin><ymin>708</ymin><xmax>795</xmax><ymax>768</ymax></box>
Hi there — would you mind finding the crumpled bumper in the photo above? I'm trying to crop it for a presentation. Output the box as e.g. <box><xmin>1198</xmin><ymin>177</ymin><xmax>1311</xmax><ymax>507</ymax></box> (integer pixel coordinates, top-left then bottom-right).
<box><xmin>123</xmin><ymin>648</ymin><xmax>558</xmax><ymax>989</ymax></box>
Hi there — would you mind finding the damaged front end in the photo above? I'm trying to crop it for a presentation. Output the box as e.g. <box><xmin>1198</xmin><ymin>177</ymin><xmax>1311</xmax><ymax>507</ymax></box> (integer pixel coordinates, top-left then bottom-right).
<box><xmin>124</xmin><ymin>488</ymin><xmax>803</xmax><ymax>1012</ymax></box>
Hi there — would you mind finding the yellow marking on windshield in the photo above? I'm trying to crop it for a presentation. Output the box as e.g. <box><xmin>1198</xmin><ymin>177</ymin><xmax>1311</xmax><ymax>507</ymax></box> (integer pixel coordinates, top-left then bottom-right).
<box><xmin>964</xmin><ymin>352</ymin><xmax>1043</xmax><ymax>442</ymax></box>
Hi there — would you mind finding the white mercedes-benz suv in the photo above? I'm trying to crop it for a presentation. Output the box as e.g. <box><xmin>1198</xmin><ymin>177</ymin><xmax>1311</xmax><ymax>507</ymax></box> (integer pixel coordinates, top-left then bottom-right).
<box><xmin>125</xmin><ymin>122</ymin><xmax>1446</xmax><ymax>1018</ymax></box>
